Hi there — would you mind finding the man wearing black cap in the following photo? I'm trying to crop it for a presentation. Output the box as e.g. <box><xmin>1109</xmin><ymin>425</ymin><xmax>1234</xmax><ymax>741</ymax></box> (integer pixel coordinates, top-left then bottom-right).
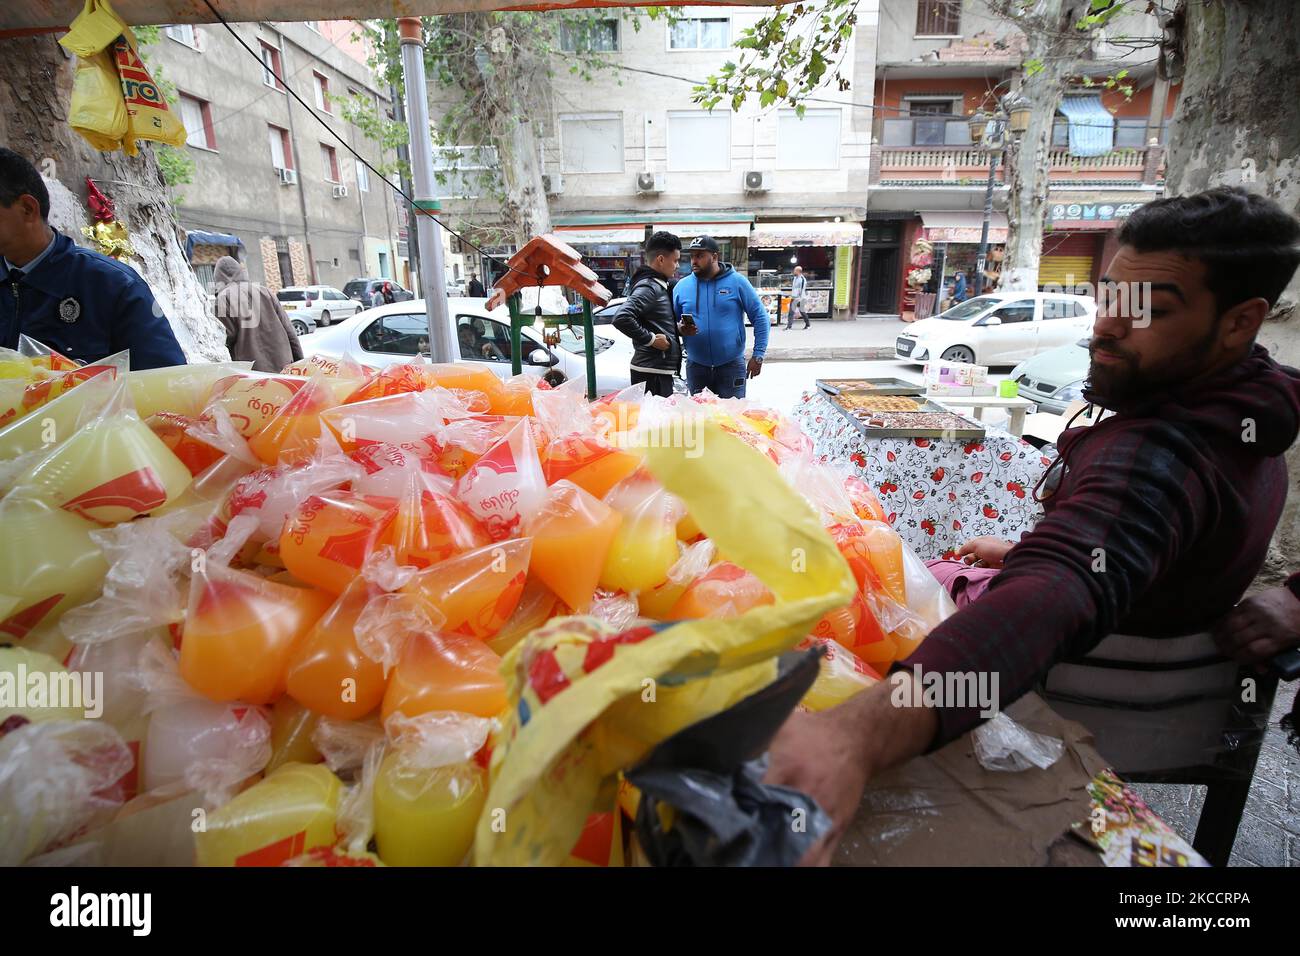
<box><xmin>671</xmin><ymin>235</ymin><xmax>769</xmax><ymax>398</ymax></box>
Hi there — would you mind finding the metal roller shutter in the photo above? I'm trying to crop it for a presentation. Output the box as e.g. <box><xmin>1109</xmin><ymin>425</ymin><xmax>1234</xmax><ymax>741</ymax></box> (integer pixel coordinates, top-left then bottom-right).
<box><xmin>1040</xmin><ymin>232</ymin><xmax>1099</xmax><ymax>288</ymax></box>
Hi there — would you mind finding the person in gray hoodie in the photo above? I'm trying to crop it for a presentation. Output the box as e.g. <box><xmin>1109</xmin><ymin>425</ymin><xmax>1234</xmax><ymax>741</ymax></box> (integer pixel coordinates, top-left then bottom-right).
<box><xmin>212</xmin><ymin>256</ymin><xmax>303</xmax><ymax>372</ymax></box>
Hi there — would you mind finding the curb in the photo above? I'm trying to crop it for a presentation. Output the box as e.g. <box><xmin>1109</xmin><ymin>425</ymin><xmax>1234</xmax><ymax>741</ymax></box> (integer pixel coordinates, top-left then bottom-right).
<box><xmin>764</xmin><ymin>346</ymin><xmax>896</xmax><ymax>362</ymax></box>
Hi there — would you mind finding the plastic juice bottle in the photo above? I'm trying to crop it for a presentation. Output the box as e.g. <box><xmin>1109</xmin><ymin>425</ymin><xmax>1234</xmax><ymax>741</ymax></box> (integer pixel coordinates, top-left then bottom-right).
<box><xmin>195</xmin><ymin>762</ymin><xmax>342</xmax><ymax>867</ymax></box>
<box><xmin>668</xmin><ymin>562</ymin><xmax>774</xmax><ymax>620</ymax></box>
<box><xmin>179</xmin><ymin>564</ymin><xmax>333</xmax><ymax>705</ymax></box>
<box><xmin>246</xmin><ymin>376</ymin><xmax>335</xmax><ymax>465</ymax></box>
<box><xmin>527</xmin><ymin>481</ymin><xmax>622</xmax><ymax>613</ymax></box>
<box><xmin>381</xmin><ymin>632</ymin><xmax>507</xmax><ymax>722</ymax></box>
<box><xmin>285</xmin><ymin>578</ymin><xmax>390</xmax><ymax>720</ymax></box>
<box><xmin>279</xmin><ymin>492</ymin><xmax>399</xmax><ymax>595</ymax></box>
<box><xmin>266</xmin><ymin>697</ymin><xmax>323</xmax><ymax>773</ymax></box>
<box><xmin>16</xmin><ymin>407</ymin><xmax>192</xmax><ymax>525</ymax></box>
<box><xmin>384</xmin><ymin>488</ymin><xmax>491</xmax><ymax>570</ymax></box>
<box><xmin>599</xmin><ymin>482</ymin><xmax>679</xmax><ymax>594</ymax></box>
<box><xmin>400</xmin><ymin>538</ymin><xmax>531</xmax><ymax>640</ymax></box>
<box><xmin>372</xmin><ymin>751</ymin><xmax>486</xmax><ymax>867</ymax></box>
<box><xmin>0</xmin><ymin>495</ymin><xmax>109</xmax><ymax>641</ymax></box>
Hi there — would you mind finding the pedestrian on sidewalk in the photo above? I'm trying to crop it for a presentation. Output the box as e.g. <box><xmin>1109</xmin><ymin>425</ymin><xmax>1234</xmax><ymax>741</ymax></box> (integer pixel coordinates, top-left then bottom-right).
<box><xmin>672</xmin><ymin>235</ymin><xmax>769</xmax><ymax>398</ymax></box>
<box><xmin>613</xmin><ymin>231</ymin><xmax>682</xmax><ymax>398</ymax></box>
<box><xmin>213</xmin><ymin>256</ymin><xmax>303</xmax><ymax>373</ymax></box>
<box><xmin>785</xmin><ymin>265</ymin><xmax>810</xmax><ymax>330</ymax></box>
<box><xmin>466</xmin><ymin>272</ymin><xmax>486</xmax><ymax>298</ymax></box>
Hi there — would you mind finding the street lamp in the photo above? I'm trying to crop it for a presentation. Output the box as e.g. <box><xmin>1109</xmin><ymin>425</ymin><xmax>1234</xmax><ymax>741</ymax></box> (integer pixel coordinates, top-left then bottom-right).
<box><xmin>972</xmin><ymin>103</ymin><xmax>1016</xmax><ymax>297</ymax></box>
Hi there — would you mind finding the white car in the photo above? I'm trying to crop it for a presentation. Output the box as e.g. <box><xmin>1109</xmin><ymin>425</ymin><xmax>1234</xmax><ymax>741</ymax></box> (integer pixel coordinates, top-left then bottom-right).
<box><xmin>895</xmin><ymin>291</ymin><xmax>1097</xmax><ymax>366</ymax></box>
<box><xmin>276</xmin><ymin>285</ymin><xmax>364</xmax><ymax>332</ymax></box>
<box><xmin>302</xmin><ymin>298</ymin><xmax>634</xmax><ymax>395</ymax></box>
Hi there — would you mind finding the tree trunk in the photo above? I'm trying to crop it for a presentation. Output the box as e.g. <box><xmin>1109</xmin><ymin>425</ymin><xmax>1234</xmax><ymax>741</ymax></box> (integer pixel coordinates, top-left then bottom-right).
<box><xmin>1163</xmin><ymin>0</ymin><xmax>1300</xmax><ymax>586</ymax></box>
<box><xmin>0</xmin><ymin>35</ymin><xmax>229</xmax><ymax>364</ymax></box>
<box><xmin>996</xmin><ymin>0</ymin><xmax>1096</xmax><ymax>292</ymax></box>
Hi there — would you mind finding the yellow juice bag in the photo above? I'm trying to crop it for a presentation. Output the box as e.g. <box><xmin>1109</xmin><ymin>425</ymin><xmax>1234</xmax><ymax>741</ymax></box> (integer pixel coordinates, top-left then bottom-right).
<box><xmin>195</xmin><ymin>762</ymin><xmax>342</xmax><ymax>867</ymax></box>
<box><xmin>130</xmin><ymin>362</ymin><xmax>251</xmax><ymax>420</ymax></box>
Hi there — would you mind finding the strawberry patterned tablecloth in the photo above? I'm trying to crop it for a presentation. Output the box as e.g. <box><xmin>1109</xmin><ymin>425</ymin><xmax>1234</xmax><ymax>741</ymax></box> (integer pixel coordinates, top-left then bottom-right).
<box><xmin>794</xmin><ymin>389</ymin><xmax>1051</xmax><ymax>560</ymax></box>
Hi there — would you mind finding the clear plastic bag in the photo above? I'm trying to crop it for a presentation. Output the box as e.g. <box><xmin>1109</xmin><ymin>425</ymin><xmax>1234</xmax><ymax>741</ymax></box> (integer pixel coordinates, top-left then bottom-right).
<box><xmin>526</xmin><ymin>479</ymin><xmax>621</xmax><ymax>612</ymax></box>
<box><xmin>599</xmin><ymin>475</ymin><xmax>683</xmax><ymax>594</ymax></box>
<box><xmin>452</xmin><ymin>419</ymin><xmax>546</xmax><ymax>540</ymax></box>
<box><xmin>973</xmin><ymin>712</ymin><xmax>1064</xmax><ymax>772</ymax></box>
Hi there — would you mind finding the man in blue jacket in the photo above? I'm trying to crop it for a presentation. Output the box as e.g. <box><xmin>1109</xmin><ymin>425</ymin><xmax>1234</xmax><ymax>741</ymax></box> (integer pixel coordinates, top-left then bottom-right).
<box><xmin>671</xmin><ymin>235</ymin><xmax>768</xmax><ymax>398</ymax></box>
<box><xmin>0</xmin><ymin>148</ymin><xmax>186</xmax><ymax>369</ymax></box>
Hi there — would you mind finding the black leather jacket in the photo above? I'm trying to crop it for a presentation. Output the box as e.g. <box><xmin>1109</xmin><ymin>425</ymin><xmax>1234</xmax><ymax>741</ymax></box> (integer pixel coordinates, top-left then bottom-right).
<box><xmin>613</xmin><ymin>267</ymin><xmax>681</xmax><ymax>375</ymax></box>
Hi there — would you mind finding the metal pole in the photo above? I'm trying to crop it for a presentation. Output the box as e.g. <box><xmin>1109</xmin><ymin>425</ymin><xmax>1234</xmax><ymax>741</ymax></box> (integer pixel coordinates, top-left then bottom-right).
<box><xmin>973</xmin><ymin>124</ymin><xmax>1001</xmax><ymax>298</ymax></box>
<box><xmin>398</xmin><ymin>17</ymin><xmax>454</xmax><ymax>364</ymax></box>
<box><xmin>390</xmin><ymin>78</ymin><xmax>421</xmax><ymax>295</ymax></box>
<box><xmin>581</xmin><ymin>299</ymin><xmax>597</xmax><ymax>401</ymax></box>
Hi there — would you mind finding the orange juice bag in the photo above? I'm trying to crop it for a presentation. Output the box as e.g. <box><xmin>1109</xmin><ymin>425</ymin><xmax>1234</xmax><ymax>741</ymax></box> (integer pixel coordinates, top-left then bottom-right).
<box><xmin>246</xmin><ymin>373</ymin><xmax>339</xmax><ymax>465</ymax></box>
<box><xmin>179</xmin><ymin>560</ymin><xmax>333</xmax><ymax>704</ymax></box>
<box><xmin>279</xmin><ymin>491</ymin><xmax>398</xmax><ymax>594</ymax></box>
<box><xmin>599</xmin><ymin>477</ymin><xmax>682</xmax><ymax>594</ymax></box>
<box><xmin>668</xmin><ymin>561</ymin><xmax>775</xmax><ymax>620</ymax></box>
<box><xmin>145</xmin><ymin>411</ymin><xmax>226</xmax><ymax>476</ymax></box>
<box><xmin>380</xmin><ymin>470</ymin><xmax>490</xmax><ymax>569</ymax></box>
<box><xmin>400</xmin><ymin>538</ymin><xmax>531</xmax><ymax>640</ymax></box>
<box><xmin>206</xmin><ymin>373</ymin><xmax>306</xmax><ymax>440</ymax></box>
<box><xmin>637</xmin><ymin>537</ymin><xmax>715</xmax><ymax>620</ymax></box>
<box><xmin>266</xmin><ymin>696</ymin><xmax>323</xmax><ymax>773</ymax></box>
<box><xmin>285</xmin><ymin>577</ymin><xmax>390</xmax><ymax>720</ymax></box>
<box><xmin>486</xmin><ymin>577</ymin><xmax>560</xmax><ymax>657</ymax></box>
<box><xmin>319</xmin><ymin>389</ymin><xmax>450</xmax><ymax>455</ymax></box>
<box><xmin>452</xmin><ymin>419</ymin><xmax>546</xmax><ymax>541</ymax></box>
<box><xmin>381</xmin><ymin>630</ymin><xmax>508</xmax><ymax>722</ymax></box>
<box><xmin>526</xmin><ymin>480</ymin><xmax>621</xmax><ymax>613</ymax></box>
<box><xmin>542</xmin><ymin>434</ymin><xmax>642</xmax><ymax>499</ymax></box>
<box><xmin>795</xmin><ymin>637</ymin><xmax>881</xmax><ymax>712</ymax></box>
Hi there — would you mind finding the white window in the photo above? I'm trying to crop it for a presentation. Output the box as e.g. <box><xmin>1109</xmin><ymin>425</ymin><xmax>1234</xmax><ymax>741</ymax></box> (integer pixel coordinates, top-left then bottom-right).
<box><xmin>268</xmin><ymin>125</ymin><xmax>291</xmax><ymax>170</ymax></box>
<box><xmin>667</xmin><ymin>111</ymin><xmax>731</xmax><ymax>172</ymax></box>
<box><xmin>355</xmin><ymin>159</ymin><xmax>370</xmax><ymax>192</ymax></box>
<box><xmin>260</xmin><ymin>41</ymin><xmax>284</xmax><ymax>90</ymax></box>
<box><xmin>313</xmin><ymin>72</ymin><xmax>330</xmax><ymax>112</ymax></box>
<box><xmin>777</xmin><ymin>108</ymin><xmax>841</xmax><ymax>170</ymax></box>
<box><xmin>560</xmin><ymin>113</ymin><xmax>623</xmax><ymax>174</ymax></box>
<box><xmin>559</xmin><ymin>18</ymin><xmax>619</xmax><ymax>52</ymax></box>
<box><xmin>432</xmin><ymin>147</ymin><xmax>497</xmax><ymax>199</ymax></box>
<box><xmin>165</xmin><ymin>24</ymin><xmax>199</xmax><ymax>49</ymax></box>
<box><xmin>178</xmin><ymin>93</ymin><xmax>215</xmax><ymax>150</ymax></box>
<box><xmin>669</xmin><ymin>17</ymin><xmax>729</xmax><ymax>50</ymax></box>
<box><xmin>321</xmin><ymin>143</ymin><xmax>340</xmax><ymax>183</ymax></box>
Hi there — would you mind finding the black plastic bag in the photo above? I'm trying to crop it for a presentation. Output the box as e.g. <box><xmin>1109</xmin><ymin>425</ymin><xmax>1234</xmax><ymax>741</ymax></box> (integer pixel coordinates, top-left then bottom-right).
<box><xmin>628</xmin><ymin>647</ymin><xmax>832</xmax><ymax>866</ymax></box>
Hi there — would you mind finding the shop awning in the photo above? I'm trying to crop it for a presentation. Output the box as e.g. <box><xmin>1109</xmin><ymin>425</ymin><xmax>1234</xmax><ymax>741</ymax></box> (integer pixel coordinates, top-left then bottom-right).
<box><xmin>654</xmin><ymin>221</ymin><xmax>752</xmax><ymax>239</ymax></box>
<box><xmin>749</xmin><ymin>222</ymin><xmax>862</xmax><ymax>249</ymax></box>
<box><xmin>552</xmin><ymin>225</ymin><xmax>645</xmax><ymax>245</ymax></box>
<box><xmin>1058</xmin><ymin>95</ymin><xmax>1115</xmax><ymax>158</ymax></box>
<box><xmin>184</xmin><ymin>230</ymin><xmax>243</xmax><ymax>259</ymax></box>
<box><xmin>920</xmin><ymin>211</ymin><xmax>1007</xmax><ymax>244</ymax></box>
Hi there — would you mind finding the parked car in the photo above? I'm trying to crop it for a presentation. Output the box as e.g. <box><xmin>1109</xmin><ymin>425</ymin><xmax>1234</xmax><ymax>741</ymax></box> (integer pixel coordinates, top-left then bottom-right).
<box><xmin>1009</xmin><ymin>336</ymin><xmax>1091</xmax><ymax>415</ymax></box>
<box><xmin>895</xmin><ymin>291</ymin><xmax>1097</xmax><ymax>366</ymax></box>
<box><xmin>342</xmin><ymin>278</ymin><xmax>415</xmax><ymax>306</ymax></box>
<box><xmin>301</xmin><ymin>299</ymin><xmax>634</xmax><ymax>396</ymax></box>
<box><xmin>275</xmin><ymin>285</ymin><xmax>360</xmax><ymax>331</ymax></box>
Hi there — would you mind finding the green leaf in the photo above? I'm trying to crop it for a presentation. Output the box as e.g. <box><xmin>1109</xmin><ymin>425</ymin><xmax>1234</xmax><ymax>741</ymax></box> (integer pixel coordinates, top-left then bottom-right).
<box><xmin>760</xmin><ymin>89</ymin><xmax>777</xmax><ymax>108</ymax></box>
<box><xmin>731</xmin><ymin>92</ymin><xmax>746</xmax><ymax>111</ymax></box>
<box><xmin>775</xmin><ymin>78</ymin><xmax>789</xmax><ymax>98</ymax></box>
<box><xmin>795</xmin><ymin>103</ymin><xmax>806</xmax><ymax>119</ymax></box>
<box><xmin>1023</xmin><ymin>58</ymin><xmax>1045</xmax><ymax>78</ymax></box>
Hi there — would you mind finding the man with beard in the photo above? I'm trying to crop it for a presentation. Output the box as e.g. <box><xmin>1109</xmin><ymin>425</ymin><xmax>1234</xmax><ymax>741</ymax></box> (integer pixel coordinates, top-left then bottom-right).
<box><xmin>763</xmin><ymin>187</ymin><xmax>1300</xmax><ymax>864</ymax></box>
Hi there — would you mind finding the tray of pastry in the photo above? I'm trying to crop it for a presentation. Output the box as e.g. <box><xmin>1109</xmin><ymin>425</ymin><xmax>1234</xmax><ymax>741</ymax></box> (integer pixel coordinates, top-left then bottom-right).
<box><xmin>815</xmin><ymin>377</ymin><xmax>925</xmax><ymax>396</ymax></box>
<box><xmin>830</xmin><ymin>398</ymin><xmax>986</xmax><ymax>440</ymax></box>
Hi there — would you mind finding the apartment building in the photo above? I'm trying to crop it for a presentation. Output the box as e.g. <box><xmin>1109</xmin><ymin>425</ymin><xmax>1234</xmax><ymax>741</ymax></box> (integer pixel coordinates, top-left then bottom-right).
<box><xmin>868</xmin><ymin>0</ymin><xmax>1176</xmax><ymax>315</ymax></box>
<box><xmin>148</xmin><ymin>20</ymin><xmax>409</xmax><ymax>294</ymax></box>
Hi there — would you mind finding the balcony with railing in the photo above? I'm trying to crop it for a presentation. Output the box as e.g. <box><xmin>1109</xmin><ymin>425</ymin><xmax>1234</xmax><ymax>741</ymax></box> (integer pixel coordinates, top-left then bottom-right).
<box><xmin>871</xmin><ymin>118</ymin><xmax>1164</xmax><ymax>186</ymax></box>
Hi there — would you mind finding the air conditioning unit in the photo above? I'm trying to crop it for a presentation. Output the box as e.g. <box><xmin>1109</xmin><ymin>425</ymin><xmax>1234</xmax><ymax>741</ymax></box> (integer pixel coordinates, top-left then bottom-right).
<box><xmin>332</xmin><ymin>184</ymin><xmax>350</xmax><ymax>199</ymax></box>
<box><xmin>542</xmin><ymin>174</ymin><xmax>563</xmax><ymax>195</ymax></box>
<box><xmin>276</xmin><ymin>167</ymin><xmax>298</xmax><ymax>186</ymax></box>
<box><xmin>635</xmin><ymin>171</ymin><xmax>666</xmax><ymax>194</ymax></box>
<box><xmin>744</xmin><ymin>170</ymin><xmax>771</xmax><ymax>193</ymax></box>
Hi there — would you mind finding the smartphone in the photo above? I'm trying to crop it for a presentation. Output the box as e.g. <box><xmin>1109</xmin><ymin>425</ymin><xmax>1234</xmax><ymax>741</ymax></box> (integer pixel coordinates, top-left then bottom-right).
<box><xmin>680</xmin><ymin>312</ymin><xmax>697</xmax><ymax>335</ymax></box>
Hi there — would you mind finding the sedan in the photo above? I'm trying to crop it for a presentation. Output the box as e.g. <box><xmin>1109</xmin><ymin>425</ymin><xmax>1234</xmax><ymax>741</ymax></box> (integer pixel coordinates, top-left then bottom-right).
<box><xmin>1009</xmin><ymin>336</ymin><xmax>1091</xmax><ymax>415</ymax></box>
<box><xmin>301</xmin><ymin>299</ymin><xmax>634</xmax><ymax>396</ymax></box>
<box><xmin>276</xmin><ymin>285</ymin><xmax>363</xmax><ymax>331</ymax></box>
<box><xmin>895</xmin><ymin>291</ymin><xmax>1096</xmax><ymax>367</ymax></box>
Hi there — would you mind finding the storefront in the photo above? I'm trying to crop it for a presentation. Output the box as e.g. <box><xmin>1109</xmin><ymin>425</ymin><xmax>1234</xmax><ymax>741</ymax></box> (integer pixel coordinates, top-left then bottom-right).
<box><xmin>918</xmin><ymin>210</ymin><xmax>1008</xmax><ymax>301</ymax></box>
<box><xmin>552</xmin><ymin>225</ymin><xmax>647</xmax><ymax>297</ymax></box>
<box><xmin>654</xmin><ymin>219</ymin><xmax>751</xmax><ymax>282</ymax></box>
<box><xmin>1042</xmin><ymin>195</ymin><xmax>1154</xmax><ymax>291</ymax></box>
<box><xmin>185</xmin><ymin>230</ymin><xmax>244</xmax><ymax>291</ymax></box>
<box><xmin>747</xmin><ymin>221</ymin><xmax>862</xmax><ymax>322</ymax></box>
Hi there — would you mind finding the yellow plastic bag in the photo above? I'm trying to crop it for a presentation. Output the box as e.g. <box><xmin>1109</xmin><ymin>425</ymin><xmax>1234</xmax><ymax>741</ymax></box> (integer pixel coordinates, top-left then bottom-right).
<box><xmin>58</xmin><ymin>0</ymin><xmax>129</xmax><ymax>57</ymax></box>
<box><xmin>473</xmin><ymin>420</ymin><xmax>855</xmax><ymax>866</ymax></box>
<box><xmin>66</xmin><ymin>49</ymin><xmax>128</xmax><ymax>153</ymax></box>
<box><xmin>111</xmin><ymin>34</ymin><xmax>188</xmax><ymax>155</ymax></box>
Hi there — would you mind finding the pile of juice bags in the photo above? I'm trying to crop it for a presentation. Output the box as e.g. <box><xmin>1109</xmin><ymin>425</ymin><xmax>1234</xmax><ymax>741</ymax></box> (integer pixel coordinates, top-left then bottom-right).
<box><xmin>0</xmin><ymin>339</ymin><xmax>954</xmax><ymax>867</ymax></box>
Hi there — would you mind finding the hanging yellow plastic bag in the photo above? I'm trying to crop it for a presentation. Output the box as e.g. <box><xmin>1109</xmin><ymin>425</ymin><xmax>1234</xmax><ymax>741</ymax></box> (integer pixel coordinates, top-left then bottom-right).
<box><xmin>67</xmin><ymin>49</ymin><xmax>128</xmax><ymax>152</ymax></box>
<box><xmin>58</xmin><ymin>0</ymin><xmax>130</xmax><ymax>57</ymax></box>
<box><xmin>473</xmin><ymin>420</ymin><xmax>855</xmax><ymax>866</ymax></box>
<box><xmin>112</xmin><ymin>33</ymin><xmax>188</xmax><ymax>155</ymax></box>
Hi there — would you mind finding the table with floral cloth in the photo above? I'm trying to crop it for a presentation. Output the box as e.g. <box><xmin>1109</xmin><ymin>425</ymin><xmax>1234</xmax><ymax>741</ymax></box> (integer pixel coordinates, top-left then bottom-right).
<box><xmin>793</xmin><ymin>389</ymin><xmax>1052</xmax><ymax>560</ymax></box>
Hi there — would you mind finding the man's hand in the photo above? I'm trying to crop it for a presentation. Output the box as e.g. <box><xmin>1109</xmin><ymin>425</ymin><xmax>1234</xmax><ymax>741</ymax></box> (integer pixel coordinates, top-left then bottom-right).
<box><xmin>747</xmin><ymin>356</ymin><xmax>763</xmax><ymax>379</ymax></box>
<box><xmin>678</xmin><ymin>320</ymin><xmax>697</xmax><ymax>337</ymax></box>
<box><xmin>956</xmin><ymin>536</ymin><xmax>1014</xmax><ymax>569</ymax></box>
<box><xmin>650</xmin><ymin>333</ymin><xmax>670</xmax><ymax>350</ymax></box>
<box><xmin>1213</xmin><ymin>586</ymin><xmax>1300</xmax><ymax>666</ymax></box>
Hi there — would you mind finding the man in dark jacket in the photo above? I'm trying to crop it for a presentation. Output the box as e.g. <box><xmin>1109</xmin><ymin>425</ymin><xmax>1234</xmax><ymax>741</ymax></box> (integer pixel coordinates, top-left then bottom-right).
<box><xmin>613</xmin><ymin>231</ymin><xmax>682</xmax><ymax>398</ymax></box>
<box><xmin>213</xmin><ymin>256</ymin><xmax>303</xmax><ymax>373</ymax></box>
<box><xmin>466</xmin><ymin>272</ymin><xmax>487</xmax><ymax>298</ymax></box>
<box><xmin>761</xmin><ymin>186</ymin><xmax>1300</xmax><ymax>864</ymax></box>
<box><xmin>0</xmin><ymin>148</ymin><xmax>185</xmax><ymax>370</ymax></box>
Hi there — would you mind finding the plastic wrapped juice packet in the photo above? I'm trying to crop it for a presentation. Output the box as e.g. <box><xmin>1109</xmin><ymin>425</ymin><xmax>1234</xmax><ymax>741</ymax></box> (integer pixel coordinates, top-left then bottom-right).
<box><xmin>600</xmin><ymin>475</ymin><xmax>685</xmax><ymax>594</ymax></box>
<box><xmin>843</xmin><ymin>474</ymin><xmax>888</xmax><ymax>523</ymax></box>
<box><xmin>247</xmin><ymin>372</ymin><xmax>340</xmax><ymax>466</ymax></box>
<box><xmin>373</xmin><ymin>615</ymin><xmax>509</xmax><ymax>725</ymax></box>
<box><xmin>1</xmin><ymin>349</ymin><xmax>128</xmax><ymax>429</ymax></box>
<box><xmin>0</xmin><ymin>645</ymin><xmax>87</xmax><ymax>725</ymax></box>
<box><xmin>0</xmin><ymin>719</ymin><xmax>134</xmax><ymax>865</ymax></box>
<box><xmin>542</xmin><ymin>432</ymin><xmax>643</xmax><ymax>500</ymax></box>
<box><xmin>0</xmin><ymin>353</ymin><xmax>121</xmax><ymax>480</ymax></box>
<box><xmin>281</xmin><ymin>351</ymin><xmax>376</xmax><ymax>382</ymax></box>
<box><xmin>794</xmin><ymin>636</ymin><xmax>880</xmax><ymax>712</ymax></box>
<box><xmin>6</xmin><ymin>371</ymin><xmax>192</xmax><ymax>525</ymax></box>
<box><xmin>496</xmin><ymin>372</ymin><xmax>542</xmax><ymax>418</ymax></box>
<box><xmin>205</xmin><ymin>372</ymin><xmax>307</xmax><ymax>441</ymax></box>
<box><xmin>891</xmin><ymin>542</ymin><xmax>958</xmax><ymax>659</ymax></box>
<box><xmin>16</xmin><ymin>333</ymin><xmax>81</xmax><ymax>371</ymax></box>
<box><xmin>452</xmin><ymin>419</ymin><xmax>546</xmax><ymax>540</ymax></box>
<box><xmin>638</xmin><ymin>537</ymin><xmax>716</xmax><ymax>619</ymax></box>
<box><xmin>667</xmin><ymin>561</ymin><xmax>775</xmax><ymax>620</ymax></box>
<box><xmin>349</xmin><ymin>441</ymin><xmax>452</xmax><ymax>497</ymax></box>
<box><xmin>136</xmin><ymin>639</ymin><xmax>272</xmax><ymax>804</ymax></box>
<box><xmin>265</xmin><ymin>698</ymin><xmax>323</xmax><ymax>773</ymax></box>
<box><xmin>194</xmin><ymin>762</ymin><xmax>343</xmax><ymax>867</ymax></box>
<box><xmin>372</xmin><ymin>711</ymin><xmax>491</xmax><ymax>866</ymax></box>
<box><xmin>431</xmin><ymin>414</ymin><xmax>547</xmax><ymax>480</ymax></box>
<box><xmin>146</xmin><ymin>411</ymin><xmax>227</xmax><ymax>476</ymax></box>
<box><xmin>345</xmin><ymin>361</ymin><xmax>506</xmax><ymax>409</ymax></box>
<box><xmin>397</xmin><ymin>537</ymin><xmax>531</xmax><ymax>642</ymax></box>
<box><xmin>486</xmin><ymin>577</ymin><xmax>560</xmax><ymax>657</ymax></box>
<box><xmin>130</xmin><ymin>361</ymin><xmax>251</xmax><ymax>420</ymax></box>
<box><xmin>376</xmin><ymin>464</ymin><xmax>490</xmax><ymax>568</ymax></box>
<box><xmin>278</xmin><ymin>490</ymin><xmax>399</xmax><ymax>593</ymax></box>
<box><xmin>526</xmin><ymin>480</ymin><xmax>622</xmax><ymax>613</ymax></box>
<box><xmin>311</xmin><ymin>714</ymin><xmax>385</xmax><ymax>855</ymax></box>
<box><xmin>473</xmin><ymin>420</ymin><xmax>855</xmax><ymax>866</ymax></box>
<box><xmin>320</xmin><ymin>389</ymin><xmax>449</xmax><ymax>455</ymax></box>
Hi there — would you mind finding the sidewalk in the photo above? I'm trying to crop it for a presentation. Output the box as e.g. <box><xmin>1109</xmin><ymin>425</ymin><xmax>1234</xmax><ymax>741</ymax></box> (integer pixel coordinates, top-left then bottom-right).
<box><xmin>762</xmin><ymin>315</ymin><xmax>907</xmax><ymax>362</ymax></box>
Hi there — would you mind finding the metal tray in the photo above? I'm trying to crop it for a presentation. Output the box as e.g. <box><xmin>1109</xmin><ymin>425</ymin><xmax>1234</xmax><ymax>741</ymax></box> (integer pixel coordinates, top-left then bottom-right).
<box><xmin>829</xmin><ymin>396</ymin><xmax>986</xmax><ymax>441</ymax></box>
<box><xmin>816</xmin><ymin>377</ymin><xmax>925</xmax><ymax>396</ymax></box>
